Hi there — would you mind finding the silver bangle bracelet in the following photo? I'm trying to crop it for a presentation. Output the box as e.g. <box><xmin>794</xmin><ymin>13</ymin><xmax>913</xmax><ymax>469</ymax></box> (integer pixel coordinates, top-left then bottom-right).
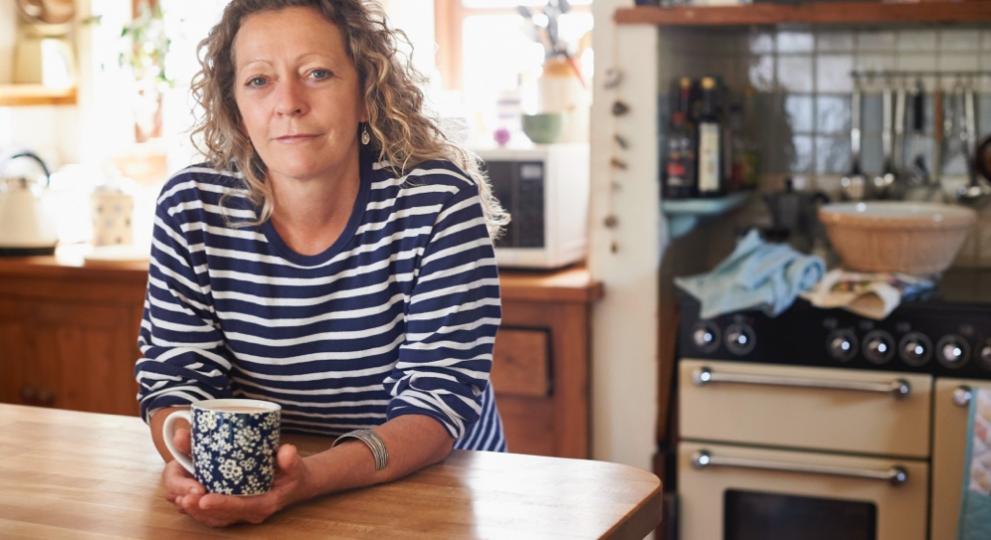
<box><xmin>332</xmin><ymin>429</ymin><xmax>389</xmax><ymax>471</ymax></box>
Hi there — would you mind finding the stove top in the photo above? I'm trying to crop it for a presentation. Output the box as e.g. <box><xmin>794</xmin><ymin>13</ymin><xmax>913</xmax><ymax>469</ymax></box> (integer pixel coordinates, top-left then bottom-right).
<box><xmin>912</xmin><ymin>268</ymin><xmax>991</xmax><ymax>306</ymax></box>
<box><xmin>677</xmin><ymin>269</ymin><xmax>991</xmax><ymax>380</ymax></box>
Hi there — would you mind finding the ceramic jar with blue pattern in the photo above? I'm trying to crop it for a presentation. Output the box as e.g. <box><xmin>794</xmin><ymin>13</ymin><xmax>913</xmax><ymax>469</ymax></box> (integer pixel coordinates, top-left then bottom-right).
<box><xmin>162</xmin><ymin>399</ymin><xmax>281</xmax><ymax>495</ymax></box>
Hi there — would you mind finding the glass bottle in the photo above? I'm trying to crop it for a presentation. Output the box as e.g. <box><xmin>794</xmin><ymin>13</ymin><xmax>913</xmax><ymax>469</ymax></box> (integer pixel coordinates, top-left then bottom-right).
<box><xmin>697</xmin><ymin>76</ymin><xmax>724</xmax><ymax>197</ymax></box>
<box><xmin>663</xmin><ymin>77</ymin><xmax>697</xmax><ymax>199</ymax></box>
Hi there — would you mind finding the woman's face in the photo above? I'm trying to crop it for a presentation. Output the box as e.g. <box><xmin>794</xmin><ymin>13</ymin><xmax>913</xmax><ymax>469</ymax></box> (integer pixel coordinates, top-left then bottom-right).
<box><xmin>232</xmin><ymin>6</ymin><xmax>365</xmax><ymax>185</ymax></box>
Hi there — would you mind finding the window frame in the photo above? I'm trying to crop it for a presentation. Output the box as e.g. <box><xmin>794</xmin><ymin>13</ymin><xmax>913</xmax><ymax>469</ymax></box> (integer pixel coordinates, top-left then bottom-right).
<box><xmin>433</xmin><ymin>0</ymin><xmax>591</xmax><ymax>91</ymax></box>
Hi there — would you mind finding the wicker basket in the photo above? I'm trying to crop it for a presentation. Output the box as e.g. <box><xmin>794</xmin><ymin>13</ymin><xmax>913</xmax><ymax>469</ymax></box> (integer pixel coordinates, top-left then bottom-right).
<box><xmin>819</xmin><ymin>202</ymin><xmax>977</xmax><ymax>275</ymax></box>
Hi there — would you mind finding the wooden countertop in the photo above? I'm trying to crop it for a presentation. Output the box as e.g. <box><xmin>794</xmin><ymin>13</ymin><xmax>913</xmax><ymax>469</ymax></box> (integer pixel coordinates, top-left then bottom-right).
<box><xmin>0</xmin><ymin>404</ymin><xmax>661</xmax><ymax>539</ymax></box>
<box><xmin>0</xmin><ymin>245</ymin><xmax>603</xmax><ymax>304</ymax></box>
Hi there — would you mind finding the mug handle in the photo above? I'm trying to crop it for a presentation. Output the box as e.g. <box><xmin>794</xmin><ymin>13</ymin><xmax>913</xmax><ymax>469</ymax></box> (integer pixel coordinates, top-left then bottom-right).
<box><xmin>162</xmin><ymin>410</ymin><xmax>195</xmax><ymax>475</ymax></box>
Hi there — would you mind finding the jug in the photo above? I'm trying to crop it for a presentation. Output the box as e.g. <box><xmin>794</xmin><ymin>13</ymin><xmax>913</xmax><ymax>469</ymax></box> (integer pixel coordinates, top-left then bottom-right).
<box><xmin>0</xmin><ymin>151</ymin><xmax>58</xmax><ymax>255</ymax></box>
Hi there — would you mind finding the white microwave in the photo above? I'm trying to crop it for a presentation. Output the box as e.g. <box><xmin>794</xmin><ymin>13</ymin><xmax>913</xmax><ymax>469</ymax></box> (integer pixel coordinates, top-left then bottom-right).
<box><xmin>474</xmin><ymin>144</ymin><xmax>590</xmax><ymax>269</ymax></box>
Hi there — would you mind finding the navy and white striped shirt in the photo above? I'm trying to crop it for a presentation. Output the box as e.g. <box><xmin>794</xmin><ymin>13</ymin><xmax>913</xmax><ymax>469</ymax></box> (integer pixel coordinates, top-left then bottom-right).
<box><xmin>134</xmin><ymin>148</ymin><xmax>506</xmax><ymax>451</ymax></box>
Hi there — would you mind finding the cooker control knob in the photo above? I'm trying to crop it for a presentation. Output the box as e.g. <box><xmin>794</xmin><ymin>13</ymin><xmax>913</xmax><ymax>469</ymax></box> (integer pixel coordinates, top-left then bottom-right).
<box><xmin>898</xmin><ymin>332</ymin><xmax>933</xmax><ymax>367</ymax></box>
<box><xmin>827</xmin><ymin>330</ymin><xmax>858</xmax><ymax>362</ymax></box>
<box><xmin>691</xmin><ymin>322</ymin><xmax>721</xmax><ymax>354</ymax></box>
<box><xmin>979</xmin><ymin>341</ymin><xmax>991</xmax><ymax>371</ymax></box>
<box><xmin>937</xmin><ymin>335</ymin><xmax>970</xmax><ymax>369</ymax></box>
<box><xmin>863</xmin><ymin>330</ymin><xmax>895</xmax><ymax>365</ymax></box>
<box><xmin>725</xmin><ymin>323</ymin><xmax>756</xmax><ymax>356</ymax></box>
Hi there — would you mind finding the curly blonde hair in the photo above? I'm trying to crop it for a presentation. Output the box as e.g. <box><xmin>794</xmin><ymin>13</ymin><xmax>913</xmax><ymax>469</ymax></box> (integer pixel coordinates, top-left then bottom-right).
<box><xmin>190</xmin><ymin>0</ymin><xmax>508</xmax><ymax>237</ymax></box>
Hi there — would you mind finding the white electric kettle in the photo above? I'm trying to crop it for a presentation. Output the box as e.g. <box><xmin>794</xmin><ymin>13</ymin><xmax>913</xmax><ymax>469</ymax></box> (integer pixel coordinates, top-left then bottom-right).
<box><xmin>0</xmin><ymin>151</ymin><xmax>59</xmax><ymax>255</ymax></box>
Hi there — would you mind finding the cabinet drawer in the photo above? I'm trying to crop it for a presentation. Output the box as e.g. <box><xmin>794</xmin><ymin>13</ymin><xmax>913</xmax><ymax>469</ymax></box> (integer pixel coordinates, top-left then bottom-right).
<box><xmin>679</xmin><ymin>359</ymin><xmax>932</xmax><ymax>458</ymax></box>
<box><xmin>492</xmin><ymin>329</ymin><xmax>550</xmax><ymax>397</ymax></box>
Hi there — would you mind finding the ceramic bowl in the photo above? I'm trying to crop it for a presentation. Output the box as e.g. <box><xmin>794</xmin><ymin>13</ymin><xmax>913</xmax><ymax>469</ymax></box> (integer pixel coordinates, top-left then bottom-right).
<box><xmin>819</xmin><ymin>202</ymin><xmax>977</xmax><ymax>275</ymax></box>
<box><xmin>521</xmin><ymin>113</ymin><xmax>563</xmax><ymax>145</ymax></box>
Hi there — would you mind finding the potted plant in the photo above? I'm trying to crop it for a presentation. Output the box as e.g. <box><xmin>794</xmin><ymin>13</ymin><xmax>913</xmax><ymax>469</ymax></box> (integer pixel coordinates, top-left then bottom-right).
<box><xmin>119</xmin><ymin>0</ymin><xmax>171</xmax><ymax>142</ymax></box>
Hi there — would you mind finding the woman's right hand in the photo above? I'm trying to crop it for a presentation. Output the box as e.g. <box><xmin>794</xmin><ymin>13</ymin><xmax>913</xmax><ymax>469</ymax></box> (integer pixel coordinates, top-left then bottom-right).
<box><xmin>160</xmin><ymin>426</ymin><xmax>207</xmax><ymax>509</ymax></box>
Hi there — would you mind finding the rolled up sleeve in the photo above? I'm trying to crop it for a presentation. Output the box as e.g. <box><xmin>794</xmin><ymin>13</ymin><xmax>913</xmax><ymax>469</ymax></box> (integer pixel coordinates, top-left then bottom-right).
<box><xmin>134</xmin><ymin>190</ymin><xmax>232</xmax><ymax>422</ymax></box>
<box><xmin>384</xmin><ymin>182</ymin><xmax>502</xmax><ymax>439</ymax></box>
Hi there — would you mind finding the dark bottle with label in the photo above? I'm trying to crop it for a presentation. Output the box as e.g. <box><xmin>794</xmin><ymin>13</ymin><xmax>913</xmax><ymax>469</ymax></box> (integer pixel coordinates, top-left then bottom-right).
<box><xmin>696</xmin><ymin>76</ymin><xmax>725</xmax><ymax>197</ymax></box>
<box><xmin>663</xmin><ymin>77</ymin><xmax>697</xmax><ymax>199</ymax></box>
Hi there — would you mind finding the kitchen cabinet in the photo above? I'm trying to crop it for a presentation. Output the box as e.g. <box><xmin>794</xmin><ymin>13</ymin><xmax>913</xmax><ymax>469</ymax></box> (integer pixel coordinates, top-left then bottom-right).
<box><xmin>932</xmin><ymin>378</ymin><xmax>991</xmax><ymax>540</ymax></box>
<box><xmin>496</xmin><ymin>269</ymin><xmax>603</xmax><ymax>458</ymax></box>
<box><xmin>0</xmin><ymin>252</ymin><xmax>601</xmax><ymax>458</ymax></box>
<box><xmin>0</xmin><ymin>260</ymin><xmax>145</xmax><ymax>415</ymax></box>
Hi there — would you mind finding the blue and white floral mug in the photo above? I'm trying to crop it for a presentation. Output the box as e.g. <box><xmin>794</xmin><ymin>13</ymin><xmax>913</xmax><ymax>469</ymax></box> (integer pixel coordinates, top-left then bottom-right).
<box><xmin>162</xmin><ymin>399</ymin><xmax>281</xmax><ymax>496</ymax></box>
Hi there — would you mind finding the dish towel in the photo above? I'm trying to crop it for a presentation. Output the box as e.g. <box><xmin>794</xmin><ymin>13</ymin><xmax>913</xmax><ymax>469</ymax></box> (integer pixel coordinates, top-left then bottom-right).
<box><xmin>958</xmin><ymin>388</ymin><xmax>991</xmax><ymax>540</ymax></box>
<box><xmin>801</xmin><ymin>269</ymin><xmax>935</xmax><ymax>320</ymax></box>
<box><xmin>674</xmin><ymin>229</ymin><xmax>825</xmax><ymax>319</ymax></box>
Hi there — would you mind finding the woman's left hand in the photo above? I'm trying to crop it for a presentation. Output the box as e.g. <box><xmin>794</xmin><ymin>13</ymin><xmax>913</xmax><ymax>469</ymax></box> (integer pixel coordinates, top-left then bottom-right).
<box><xmin>173</xmin><ymin>444</ymin><xmax>312</xmax><ymax>527</ymax></box>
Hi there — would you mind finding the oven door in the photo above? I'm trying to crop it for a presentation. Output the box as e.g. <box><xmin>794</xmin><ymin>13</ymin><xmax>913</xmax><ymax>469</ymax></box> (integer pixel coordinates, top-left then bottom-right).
<box><xmin>678</xmin><ymin>441</ymin><xmax>928</xmax><ymax>540</ymax></box>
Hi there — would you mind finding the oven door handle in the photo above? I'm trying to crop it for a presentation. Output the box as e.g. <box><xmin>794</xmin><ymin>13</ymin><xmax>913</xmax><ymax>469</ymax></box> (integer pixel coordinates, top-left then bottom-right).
<box><xmin>692</xmin><ymin>449</ymin><xmax>909</xmax><ymax>486</ymax></box>
<box><xmin>693</xmin><ymin>366</ymin><xmax>911</xmax><ymax>398</ymax></box>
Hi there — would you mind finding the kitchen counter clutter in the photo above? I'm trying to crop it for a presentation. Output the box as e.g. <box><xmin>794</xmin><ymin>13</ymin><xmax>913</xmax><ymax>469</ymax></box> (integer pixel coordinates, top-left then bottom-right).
<box><xmin>0</xmin><ymin>248</ymin><xmax>602</xmax><ymax>458</ymax></box>
<box><xmin>0</xmin><ymin>403</ymin><xmax>661</xmax><ymax>539</ymax></box>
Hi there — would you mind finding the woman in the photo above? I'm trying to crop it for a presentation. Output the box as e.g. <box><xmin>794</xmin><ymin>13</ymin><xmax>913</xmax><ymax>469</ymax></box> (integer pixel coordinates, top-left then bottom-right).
<box><xmin>134</xmin><ymin>0</ymin><xmax>509</xmax><ymax>527</ymax></box>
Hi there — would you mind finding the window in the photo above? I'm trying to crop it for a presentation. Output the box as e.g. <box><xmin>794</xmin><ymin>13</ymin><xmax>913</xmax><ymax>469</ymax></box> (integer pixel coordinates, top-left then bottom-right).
<box><xmin>435</xmin><ymin>0</ymin><xmax>592</xmax><ymax>92</ymax></box>
<box><xmin>432</xmin><ymin>0</ymin><xmax>592</xmax><ymax>144</ymax></box>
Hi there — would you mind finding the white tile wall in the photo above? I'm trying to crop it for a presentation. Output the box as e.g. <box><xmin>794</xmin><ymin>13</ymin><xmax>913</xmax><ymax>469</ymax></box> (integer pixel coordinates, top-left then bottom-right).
<box><xmin>777</xmin><ymin>31</ymin><xmax>815</xmax><ymax>53</ymax></box>
<box><xmin>817</xmin><ymin>31</ymin><xmax>855</xmax><ymax>53</ymax></box>
<box><xmin>658</xmin><ymin>24</ymin><xmax>991</xmax><ymax>267</ymax></box>
<box><xmin>816</xmin><ymin>55</ymin><xmax>854</xmax><ymax>92</ymax></box>
<box><xmin>778</xmin><ymin>55</ymin><xmax>815</xmax><ymax>92</ymax></box>
<box><xmin>897</xmin><ymin>30</ymin><xmax>937</xmax><ymax>53</ymax></box>
<box><xmin>858</xmin><ymin>30</ymin><xmax>897</xmax><ymax>52</ymax></box>
<box><xmin>940</xmin><ymin>29</ymin><xmax>981</xmax><ymax>52</ymax></box>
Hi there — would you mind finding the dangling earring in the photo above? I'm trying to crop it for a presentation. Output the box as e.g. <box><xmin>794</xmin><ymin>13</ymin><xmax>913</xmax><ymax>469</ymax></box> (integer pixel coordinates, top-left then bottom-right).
<box><xmin>361</xmin><ymin>124</ymin><xmax>371</xmax><ymax>145</ymax></box>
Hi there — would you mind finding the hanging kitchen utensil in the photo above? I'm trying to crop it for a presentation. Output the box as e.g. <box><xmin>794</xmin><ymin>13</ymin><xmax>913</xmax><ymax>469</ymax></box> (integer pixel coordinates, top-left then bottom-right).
<box><xmin>957</xmin><ymin>78</ymin><xmax>991</xmax><ymax>206</ymax></box>
<box><xmin>906</xmin><ymin>78</ymin><xmax>931</xmax><ymax>188</ymax></box>
<box><xmin>933</xmin><ymin>83</ymin><xmax>944</xmax><ymax>191</ymax></box>
<box><xmin>976</xmin><ymin>135</ymin><xmax>991</xmax><ymax>185</ymax></box>
<box><xmin>0</xmin><ymin>151</ymin><xmax>58</xmax><ymax>255</ymax></box>
<box><xmin>873</xmin><ymin>84</ymin><xmax>897</xmax><ymax>198</ymax></box>
<box><xmin>841</xmin><ymin>79</ymin><xmax>867</xmax><ymax>201</ymax></box>
<box><xmin>893</xmin><ymin>83</ymin><xmax>906</xmax><ymax>171</ymax></box>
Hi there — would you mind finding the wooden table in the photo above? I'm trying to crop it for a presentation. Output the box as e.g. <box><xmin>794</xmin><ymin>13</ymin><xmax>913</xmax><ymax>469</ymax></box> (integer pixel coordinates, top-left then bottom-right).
<box><xmin>0</xmin><ymin>404</ymin><xmax>661</xmax><ymax>539</ymax></box>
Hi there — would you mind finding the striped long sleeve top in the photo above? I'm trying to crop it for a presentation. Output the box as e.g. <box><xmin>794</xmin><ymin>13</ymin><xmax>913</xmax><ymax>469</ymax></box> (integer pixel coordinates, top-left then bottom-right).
<box><xmin>134</xmin><ymin>149</ymin><xmax>506</xmax><ymax>451</ymax></box>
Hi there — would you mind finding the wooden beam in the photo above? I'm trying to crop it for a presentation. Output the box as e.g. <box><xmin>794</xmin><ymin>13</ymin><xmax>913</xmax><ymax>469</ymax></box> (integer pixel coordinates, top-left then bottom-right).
<box><xmin>615</xmin><ymin>1</ymin><xmax>991</xmax><ymax>26</ymax></box>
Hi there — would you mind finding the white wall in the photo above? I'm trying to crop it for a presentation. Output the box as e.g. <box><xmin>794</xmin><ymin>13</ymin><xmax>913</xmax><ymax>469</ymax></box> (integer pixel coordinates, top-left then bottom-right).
<box><xmin>589</xmin><ymin>0</ymin><xmax>664</xmax><ymax>471</ymax></box>
<box><xmin>379</xmin><ymin>0</ymin><xmax>436</xmax><ymax>83</ymax></box>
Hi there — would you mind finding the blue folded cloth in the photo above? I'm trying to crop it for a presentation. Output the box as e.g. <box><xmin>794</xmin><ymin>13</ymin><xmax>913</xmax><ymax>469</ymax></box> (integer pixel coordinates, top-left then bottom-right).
<box><xmin>675</xmin><ymin>229</ymin><xmax>825</xmax><ymax>319</ymax></box>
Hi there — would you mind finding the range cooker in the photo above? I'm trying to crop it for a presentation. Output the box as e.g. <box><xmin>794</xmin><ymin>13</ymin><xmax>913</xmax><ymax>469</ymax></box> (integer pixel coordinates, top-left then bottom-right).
<box><xmin>673</xmin><ymin>268</ymin><xmax>991</xmax><ymax>540</ymax></box>
<box><xmin>679</xmin><ymin>269</ymin><xmax>991</xmax><ymax>380</ymax></box>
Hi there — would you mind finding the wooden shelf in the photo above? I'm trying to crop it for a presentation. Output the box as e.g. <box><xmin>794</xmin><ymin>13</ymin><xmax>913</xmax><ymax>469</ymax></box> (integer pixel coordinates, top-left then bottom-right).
<box><xmin>0</xmin><ymin>84</ymin><xmax>77</xmax><ymax>106</ymax></box>
<box><xmin>661</xmin><ymin>192</ymin><xmax>752</xmax><ymax>238</ymax></box>
<box><xmin>615</xmin><ymin>2</ymin><xmax>991</xmax><ymax>27</ymax></box>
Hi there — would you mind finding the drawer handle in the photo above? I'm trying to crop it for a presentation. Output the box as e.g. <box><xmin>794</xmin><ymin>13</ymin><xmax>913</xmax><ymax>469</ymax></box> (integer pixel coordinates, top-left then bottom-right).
<box><xmin>692</xmin><ymin>449</ymin><xmax>909</xmax><ymax>487</ymax></box>
<box><xmin>693</xmin><ymin>367</ymin><xmax>911</xmax><ymax>398</ymax></box>
<box><xmin>953</xmin><ymin>385</ymin><xmax>973</xmax><ymax>408</ymax></box>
